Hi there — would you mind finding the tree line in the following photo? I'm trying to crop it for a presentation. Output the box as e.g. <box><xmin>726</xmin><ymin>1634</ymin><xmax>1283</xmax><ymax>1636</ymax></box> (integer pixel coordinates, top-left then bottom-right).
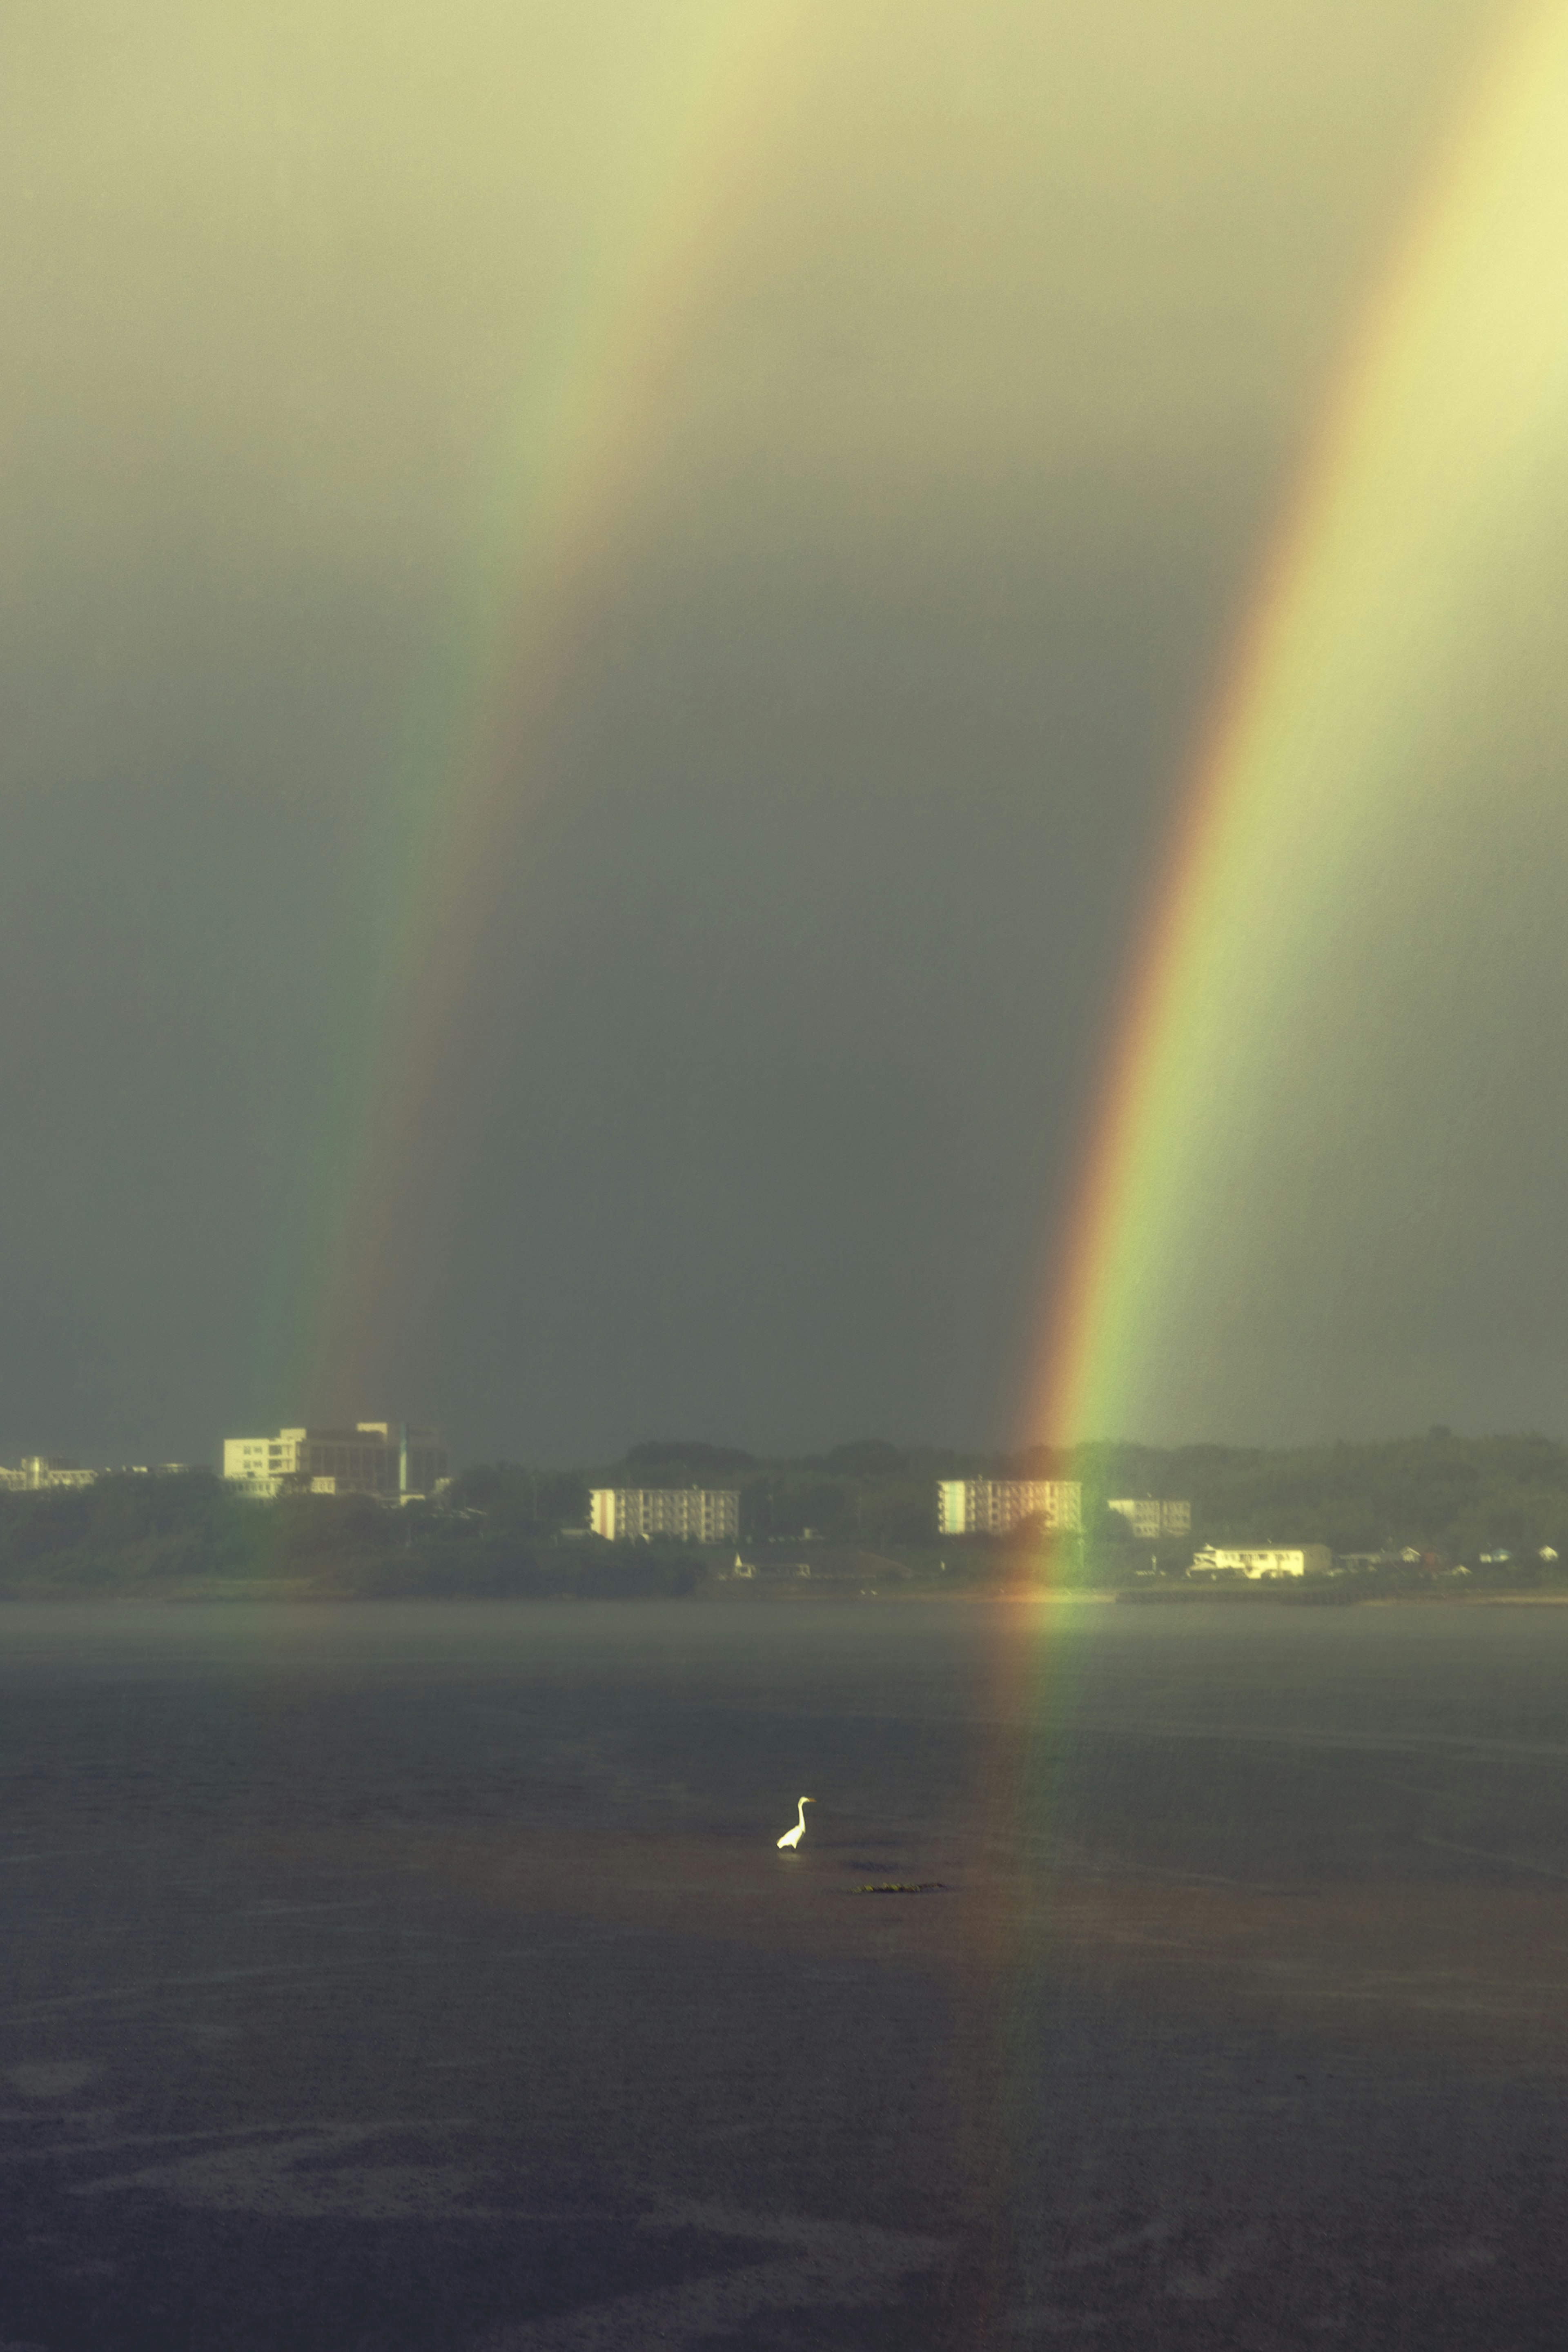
<box><xmin>509</xmin><ymin>1430</ymin><xmax>1568</xmax><ymax>1566</ymax></box>
<box><xmin>0</xmin><ymin>1472</ymin><xmax>701</xmax><ymax>1599</ymax></box>
<box><xmin>6</xmin><ymin>1428</ymin><xmax>1568</xmax><ymax>1595</ymax></box>
<box><xmin>1076</xmin><ymin>1430</ymin><xmax>1568</xmax><ymax>1568</ymax></box>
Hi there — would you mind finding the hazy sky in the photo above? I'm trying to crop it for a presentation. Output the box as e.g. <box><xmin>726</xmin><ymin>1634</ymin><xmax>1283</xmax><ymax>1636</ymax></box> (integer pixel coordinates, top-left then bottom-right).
<box><xmin>1</xmin><ymin>0</ymin><xmax>1537</xmax><ymax>1468</ymax></box>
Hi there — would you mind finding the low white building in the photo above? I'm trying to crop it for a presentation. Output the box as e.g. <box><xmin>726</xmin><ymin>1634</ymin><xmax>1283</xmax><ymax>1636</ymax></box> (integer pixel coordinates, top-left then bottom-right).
<box><xmin>1109</xmin><ymin>1497</ymin><xmax>1191</xmax><ymax>1537</ymax></box>
<box><xmin>1190</xmin><ymin>1544</ymin><xmax>1331</xmax><ymax>1580</ymax></box>
<box><xmin>1</xmin><ymin>1459</ymin><xmax>99</xmax><ymax>1492</ymax></box>
<box><xmin>0</xmin><ymin>1459</ymin><xmax>187</xmax><ymax>1492</ymax></box>
<box><xmin>223</xmin><ymin>1423</ymin><xmax>447</xmax><ymax>1500</ymax></box>
<box><xmin>590</xmin><ymin>1488</ymin><xmax>739</xmax><ymax>1543</ymax></box>
<box><xmin>937</xmin><ymin>1479</ymin><xmax>1082</xmax><ymax>1536</ymax></box>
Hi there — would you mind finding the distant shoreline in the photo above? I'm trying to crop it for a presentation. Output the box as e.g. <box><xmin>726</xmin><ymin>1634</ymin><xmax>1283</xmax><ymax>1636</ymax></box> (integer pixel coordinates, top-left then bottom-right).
<box><xmin>2</xmin><ymin>1582</ymin><xmax>1564</xmax><ymax>1608</ymax></box>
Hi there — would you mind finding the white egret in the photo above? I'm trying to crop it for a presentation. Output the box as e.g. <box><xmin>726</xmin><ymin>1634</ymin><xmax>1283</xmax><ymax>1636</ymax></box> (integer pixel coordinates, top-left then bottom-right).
<box><xmin>776</xmin><ymin>1796</ymin><xmax>814</xmax><ymax>1850</ymax></box>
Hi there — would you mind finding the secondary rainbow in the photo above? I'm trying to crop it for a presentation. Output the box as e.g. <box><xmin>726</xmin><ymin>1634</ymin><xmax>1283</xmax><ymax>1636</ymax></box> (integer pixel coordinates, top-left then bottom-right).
<box><xmin>248</xmin><ymin>3</ymin><xmax>822</xmax><ymax>1420</ymax></box>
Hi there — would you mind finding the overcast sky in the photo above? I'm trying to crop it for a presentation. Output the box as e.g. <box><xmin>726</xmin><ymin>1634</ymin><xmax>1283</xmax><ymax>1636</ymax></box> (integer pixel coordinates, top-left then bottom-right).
<box><xmin>2</xmin><ymin>0</ymin><xmax>1541</xmax><ymax>1470</ymax></box>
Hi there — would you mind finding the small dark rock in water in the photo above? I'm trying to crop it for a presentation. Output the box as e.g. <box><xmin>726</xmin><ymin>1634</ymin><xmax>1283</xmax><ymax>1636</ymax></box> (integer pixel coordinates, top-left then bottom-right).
<box><xmin>852</xmin><ymin>1881</ymin><xmax>951</xmax><ymax>1894</ymax></box>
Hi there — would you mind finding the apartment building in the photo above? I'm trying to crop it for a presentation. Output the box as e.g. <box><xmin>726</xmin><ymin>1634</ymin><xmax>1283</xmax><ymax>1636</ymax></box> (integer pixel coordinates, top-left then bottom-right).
<box><xmin>223</xmin><ymin>1422</ymin><xmax>447</xmax><ymax>1499</ymax></box>
<box><xmin>936</xmin><ymin>1479</ymin><xmax>1082</xmax><ymax>1536</ymax></box>
<box><xmin>590</xmin><ymin>1487</ymin><xmax>740</xmax><ymax>1543</ymax></box>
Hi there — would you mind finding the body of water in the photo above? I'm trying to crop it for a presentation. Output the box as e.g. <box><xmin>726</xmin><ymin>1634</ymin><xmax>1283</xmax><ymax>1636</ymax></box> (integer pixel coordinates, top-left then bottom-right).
<box><xmin>4</xmin><ymin>1598</ymin><xmax>1568</xmax><ymax>2348</ymax></box>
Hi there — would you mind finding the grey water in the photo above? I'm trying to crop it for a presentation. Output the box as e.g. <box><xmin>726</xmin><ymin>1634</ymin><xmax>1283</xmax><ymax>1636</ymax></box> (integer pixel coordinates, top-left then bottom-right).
<box><xmin>5</xmin><ymin>1599</ymin><xmax>1568</xmax><ymax>2348</ymax></box>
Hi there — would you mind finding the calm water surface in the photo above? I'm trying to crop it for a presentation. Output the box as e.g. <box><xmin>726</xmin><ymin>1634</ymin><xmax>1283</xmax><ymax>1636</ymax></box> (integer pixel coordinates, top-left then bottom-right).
<box><xmin>4</xmin><ymin>1598</ymin><xmax>1568</xmax><ymax>2348</ymax></box>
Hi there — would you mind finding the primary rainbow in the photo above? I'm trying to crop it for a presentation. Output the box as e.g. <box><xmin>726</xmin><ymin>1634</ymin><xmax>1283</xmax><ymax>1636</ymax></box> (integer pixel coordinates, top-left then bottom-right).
<box><xmin>1026</xmin><ymin>0</ymin><xmax>1568</xmax><ymax>1468</ymax></box>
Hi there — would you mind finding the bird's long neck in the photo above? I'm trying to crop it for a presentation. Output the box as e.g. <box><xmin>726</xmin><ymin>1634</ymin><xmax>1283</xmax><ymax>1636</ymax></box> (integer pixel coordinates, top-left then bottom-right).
<box><xmin>796</xmin><ymin>1800</ymin><xmax>807</xmax><ymax>1829</ymax></box>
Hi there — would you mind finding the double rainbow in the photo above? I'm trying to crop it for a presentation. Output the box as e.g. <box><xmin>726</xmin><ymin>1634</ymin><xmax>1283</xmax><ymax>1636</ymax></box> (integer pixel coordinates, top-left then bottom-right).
<box><xmin>254</xmin><ymin>1</ymin><xmax>1568</xmax><ymax>1452</ymax></box>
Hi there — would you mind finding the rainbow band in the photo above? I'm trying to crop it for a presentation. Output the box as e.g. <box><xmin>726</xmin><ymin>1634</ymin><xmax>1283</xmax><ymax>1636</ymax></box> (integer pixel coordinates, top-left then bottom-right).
<box><xmin>248</xmin><ymin>3</ymin><xmax>818</xmax><ymax>1423</ymax></box>
<box><xmin>1029</xmin><ymin>0</ymin><xmax>1568</xmax><ymax>1462</ymax></box>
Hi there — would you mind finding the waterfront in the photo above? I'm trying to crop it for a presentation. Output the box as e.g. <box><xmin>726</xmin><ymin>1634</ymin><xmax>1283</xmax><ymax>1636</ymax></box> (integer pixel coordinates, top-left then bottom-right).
<box><xmin>5</xmin><ymin>1599</ymin><xmax>1568</xmax><ymax>2347</ymax></box>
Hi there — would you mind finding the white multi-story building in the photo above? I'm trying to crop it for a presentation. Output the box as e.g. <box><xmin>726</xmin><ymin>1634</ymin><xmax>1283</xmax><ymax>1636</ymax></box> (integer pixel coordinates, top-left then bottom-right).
<box><xmin>590</xmin><ymin>1488</ymin><xmax>739</xmax><ymax>1543</ymax></box>
<box><xmin>936</xmin><ymin>1479</ymin><xmax>1082</xmax><ymax>1536</ymax></box>
<box><xmin>223</xmin><ymin>1423</ymin><xmax>447</xmax><ymax>1500</ymax></box>
<box><xmin>1109</xmin><ymin>1498</ymin><xmax>1192</xmax><ymax>1538</ymax></box>
<box><xmin>1189</xmin><ymin>1545</ymin><xmax>1331</xmax><ymax>1580</ymax></box>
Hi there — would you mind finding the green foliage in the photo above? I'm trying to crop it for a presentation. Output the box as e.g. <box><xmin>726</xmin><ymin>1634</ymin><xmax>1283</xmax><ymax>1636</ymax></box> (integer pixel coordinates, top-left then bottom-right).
<box><xmin>619</xmin><ymin>1440</ymin><xmax>755</xmax><ymax>1478</ymax></box>
<box><xmin>741</xmin><ymin>1476</ymin><xmax>856</xmax><ymax>1541</ymax></box>
<box><xmin>823</xmin><ymin>1440</ymin><xmax>907</xmax><ymax>1477</ymax></box>
<box><xmin>1074</xmin><ymin>1431</ymin><xmax>1568</xmax><ymax>1567</ymax></box>
<box><xmin>0</xmin><ymin>1477</ymin><xmax>695</xmax><ymax>1599</ymax></box>
<box><xmin>0</xmin><ymin>1470</ymin><xmax>239</xmax><ymax>1585</ymax></box>
<box><xmin>444</xmin><ymin>1463</ymin><xmax>590</xmax><ymax>1530</ymax></box>
<box><xmin>315</xmin><ymin>1537</ymin><xmax>702</xmax><ymax>1601</ymax></box>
